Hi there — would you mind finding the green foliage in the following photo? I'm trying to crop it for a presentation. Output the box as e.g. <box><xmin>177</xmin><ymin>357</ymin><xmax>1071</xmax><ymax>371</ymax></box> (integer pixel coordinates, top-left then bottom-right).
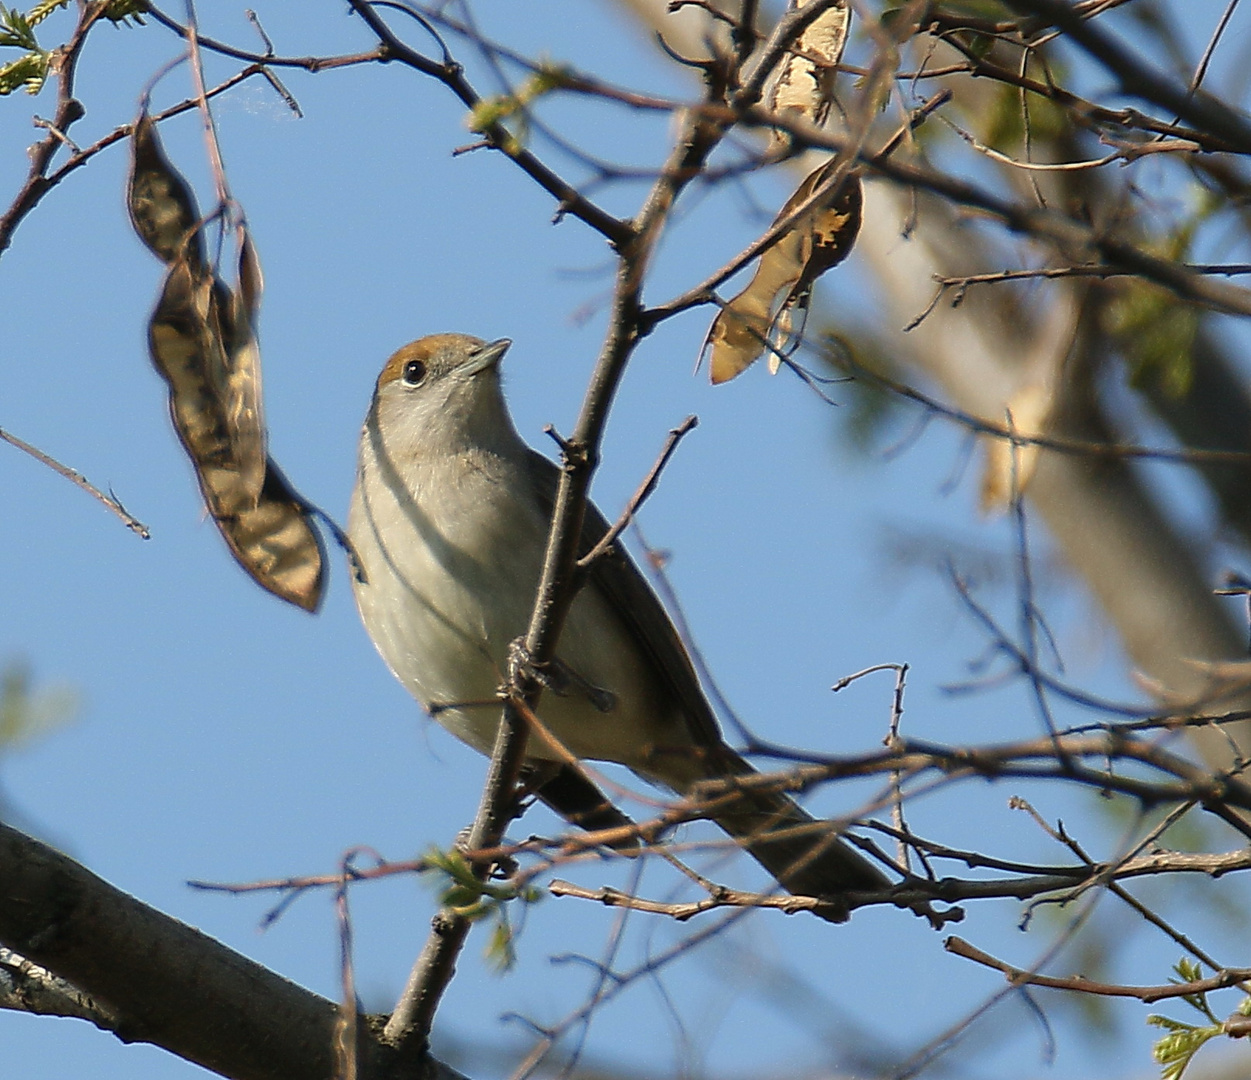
<box><xmin>466</xmin><ymin>60</ymin><xmax>573</xmax><ymax>154</ymax></box>
<box><xmin>0</xmin><ymin>49</ymin><xmax>46</xmax><ymax>94</ymax></box>
<box><xmin>25</xmin><ymin>0</ymin><xmax>69</xmax><ymax>26</ymax></box>
<box><xmin>1105</xmin><ymin>185</ymin><xmax>1220</xmax><ymax>400</ymax></box>
<box><xmin>0</xmin><ymin>659</ymin><xmax>77</xmax><ymax>751</ymax></box>
<box><xmin>1106</xmin><ymin>282</ymin><xmax>1199</xmax><ymax>400</ymax></box>
<box><xmin>102</xmin><ymin>0</ymin><xmax>147</xmax><ymax>26</ymax></box>
<box><xmin>0</xmin><ymin>2</ymin><xmax>51</xmax><ymax>94</ymax></box>
<box><xmin>1173</xmin><ymin>958</ymin><xmax>1221</xmax><ymax>1022</ymax></box>
<box><xmin>981</xmin><ymin>80</ymin><xmax>1070</xmax><ymax>155</ymax></box>
<box><xmin>0</xmin><ymin>5</ymin><xmax>39</xmax><ymax>48</ymax></box>
<box><xmin>0</xmin><ymin>0</ymin><xmax>142</xmax><ymax>95</ymax></box>
<box><xmin>0</xmin><ymin>2</ymin><xmax>43</xmax><ymax>93</ymax></box>
<box><xmin>421</xmin><ymin>847</ymin><xmax>542</xmax><ymax>972</ymax></box>
<box><xmin>1149</xmin><ymin>1013</ymin><xmax>1222</xmax><ymax>1080</ymax></box>
<box><xmin>20</xmin><ymin>0</ymin><xmax>144</xmax><ymax>28</ymax></box>
<box><xmin>1147</xmin><ymin>959</ymin><xmax>1250</xmax><ymax>1080</ymax></box>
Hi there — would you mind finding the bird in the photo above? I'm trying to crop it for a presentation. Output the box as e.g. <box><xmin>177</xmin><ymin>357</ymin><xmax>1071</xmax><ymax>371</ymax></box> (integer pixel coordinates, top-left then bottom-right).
<box><xmin>347</xmin><ymin>333</ymin><xmax>889</xmax><ymax>918</ymax></box>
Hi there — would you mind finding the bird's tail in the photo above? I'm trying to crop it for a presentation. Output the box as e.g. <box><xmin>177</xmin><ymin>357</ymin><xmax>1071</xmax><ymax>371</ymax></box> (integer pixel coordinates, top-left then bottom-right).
<box><xmin>685</xmin><ymin>746</ymin><xmax>889</xmax><ymax>919</ymax></box>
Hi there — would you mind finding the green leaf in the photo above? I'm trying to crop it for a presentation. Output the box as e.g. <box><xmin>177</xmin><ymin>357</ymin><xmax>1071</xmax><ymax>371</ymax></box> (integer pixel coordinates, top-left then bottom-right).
<box><xmin>26</xmin><ymin>0</ymin><xmax>69</xmax><ymax>28</ymax></box>
<box><xmin>463</xmin><ymin>62</ymin><xmax>571</xmax><ymax>155</ymax></box>
<box><xmin>0</xmin><ymin>5</ymin><xmax>39</xmax><ymax>51</ymax></box>
<box><xmin>0</xmin><ymin>49</ymin><xmax>45</xmax><ymax>94</ymax></box>
<box><xmin>485</xmin><ymin>915</ymin><xmax>517</xmax><ymax>972</ymax></box>
<box><xmin>102</xmin><ymin>0</ymin><xmax>147</xmax><ymax>26</ymax></box>
<box><xmin>1106</xmin><ymin>283</ymin><xmax>1198</xmax><ymax>400</ymax></box>
<box><xmin>418</xmin><ymin>844</ymin><xmax>541</xmax><ymax>970</ymax></box>
<box><xmin>1168</xmin><ymin>958</ymin><xmax>1219</xmax><ymax>1023</ymax></box>
<box><xmin>1148</xmin><ymin>1014</ymin><xmax>1199</xmax><ymax>1035</ymax></box>
<box><xmin>1148</xmin><ymin>1020</ymin><xmax>1222</xmax><ymax>1080</ymax></box>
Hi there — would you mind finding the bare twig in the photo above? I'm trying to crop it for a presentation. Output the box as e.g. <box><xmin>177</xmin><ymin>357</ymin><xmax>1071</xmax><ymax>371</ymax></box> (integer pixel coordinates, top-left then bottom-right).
<box><xmin>577</xmin><ymin>414</ymin><xmax>699</xmax><ymax>568</ymax></box>
<box><xmin>946</xmin><ymin>936</ymin><xmax>1251</xmax><ymax>1002</ymax></box>
<box><xmin>548</xmin><ymin>877</ymin><xmax>887</xmax><ymax>922</ymax></box>
<box><xmin>830</xmin><ymin>348</ymin><xmax>1251</xmax><ymax>469</ymax></box>
<box><xmin>345</xmin><ymin>0</ymin><xmax>633</xmax><ymax>248</ymax></box>
<box><xmin>1000</xmin><ymin>0</ymin><xmax>1251</xmax><ymax>153</ymax></box>
<box><xmin>0</xmin><ymin>427</ymin><xmax>149</xmax><ymax>539</ymax></box>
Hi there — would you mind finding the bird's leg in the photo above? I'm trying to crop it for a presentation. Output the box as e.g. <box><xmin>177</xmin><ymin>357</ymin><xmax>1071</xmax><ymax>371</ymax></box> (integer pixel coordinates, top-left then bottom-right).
<box><xmin>517</xmin><ymin>760</ymin><xmax>561</xmax><ymax>803</ymax></box>
<box><xmin>505</xmin><ymin>637</ymin><xmax>617</xmax><ymax>713</ymax></box>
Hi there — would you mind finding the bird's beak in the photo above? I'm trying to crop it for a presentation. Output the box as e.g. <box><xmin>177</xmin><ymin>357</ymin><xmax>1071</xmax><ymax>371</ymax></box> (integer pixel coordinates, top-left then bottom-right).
<box><xmin>457</xmin><ymin>338</ymin><xmax>511</xmax><ymax>377</ymax></box>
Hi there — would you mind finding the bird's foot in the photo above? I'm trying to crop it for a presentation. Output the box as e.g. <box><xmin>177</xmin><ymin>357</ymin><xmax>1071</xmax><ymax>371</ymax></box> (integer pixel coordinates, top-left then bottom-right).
<box><xmin>505</xmin><ymin>638</ymin><xmax>617</xmax><ymax>713</ymax></box>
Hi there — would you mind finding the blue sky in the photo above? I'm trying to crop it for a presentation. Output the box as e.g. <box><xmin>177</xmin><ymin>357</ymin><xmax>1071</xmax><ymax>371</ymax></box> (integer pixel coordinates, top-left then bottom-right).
<box><xmin>4</xmin><ymin>3</ymin><xmax>1251</xmax><ymax>1078</ymax></box>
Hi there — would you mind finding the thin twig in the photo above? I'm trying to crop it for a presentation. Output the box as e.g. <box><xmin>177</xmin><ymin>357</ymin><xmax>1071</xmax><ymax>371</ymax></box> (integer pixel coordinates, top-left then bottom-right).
<box><xmin>1190</xmin><ymin>0</ymin><xmax>1240</xmax><ymax>95</ymax></box>
<box><xmin>750</xmin><ymin>108</ymin><xmax>1251</xmax><ymax>318</ymax></box>
<box><xmin>0</xmin><ymin>428</ymin><xmax>149</xmax><ymax>539</ymax></box>
<box><xmin>0</xmin><ymin>3</ymin><xmax>109</xmax><ymax>256</ymax></box>
<box><xmin>832</xmin><ymin>347</ymin><xmax>1251</xmax><ymax>468</ymax></box>
<box><xmin>644</xmin><ymin>88</ymin><xmax>952</xmax><ymax>325</ymax></box>
<box><xmin>183</xmin><ymin>2</ymin><xmax>232</xmax><ymax>209</ymax></box>
<box><xmin>345</xmin><ymin>0</ymin><xmax>633</xmax><ymax>248</ymax></box>
<box><xmin>548</xmin><ymin>877</ymin><xmax>874</xmax><ymax>921</ymax></box>
<box><xmin>946</xmin><ymin>936</ymin><xmax>1251</xmax><ymax>1003</ymax></box>
<box><xmin>577</xmin><ymin>415</ymin><xmax>698</xmax><ymax>568</ymax></box>
<box><xmin>999</xmin><ymin>0</ymin><xmax>1251</xmax><ymax>153</ymax></box>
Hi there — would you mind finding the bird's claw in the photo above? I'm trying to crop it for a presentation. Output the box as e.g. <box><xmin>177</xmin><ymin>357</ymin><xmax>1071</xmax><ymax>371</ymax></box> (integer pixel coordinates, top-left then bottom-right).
<box><xmin>505</xmin><ymin>638</ymin><xmax>617</xmax><ymax>713</ymax></box>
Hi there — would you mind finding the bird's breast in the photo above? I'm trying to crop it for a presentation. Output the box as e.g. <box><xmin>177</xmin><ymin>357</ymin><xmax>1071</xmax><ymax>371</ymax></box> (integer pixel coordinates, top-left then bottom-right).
<box><xmin>348</xmin><ymin>435</ymin><xmax>692</xmax><ymax>769</ymax></box>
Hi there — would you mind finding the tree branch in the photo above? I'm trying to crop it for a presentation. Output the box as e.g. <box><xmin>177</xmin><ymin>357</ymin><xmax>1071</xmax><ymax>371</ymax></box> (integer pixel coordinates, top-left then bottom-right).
<box><xmin>1000</xmin><ymin>0</ymin><xmax>1251</xmax><ymax>154</ymax></box>
<box><xmin>0</xmin><ymin>822</ymin><xmax>466</xmax><ymax>1080</ymax></box>
<box><xmin>345</xmin><ymin>0</ymin><xmax>634</xmax><ymax>248</ymax></box>
<box><xmin>947</xmin><ymin>935</ymin><xmax>1251</xmax><ymax>1003</ymax></box>
<box><xmin>0</xmin><ymin>2</ymin><xmax>107</xmax><ymax>255</ymax></box>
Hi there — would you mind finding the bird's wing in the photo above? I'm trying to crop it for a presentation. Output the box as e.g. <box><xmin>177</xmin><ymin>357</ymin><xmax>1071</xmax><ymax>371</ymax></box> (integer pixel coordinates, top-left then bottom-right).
<box><xmin>525</xmin><ymin>452</ymin><xmax>892</xmax><ymax>903</ymax></box>
<box><xmin>524</xmin><ymin>449</ymin><xmax>725</xmax><ymax>751</ymax></box>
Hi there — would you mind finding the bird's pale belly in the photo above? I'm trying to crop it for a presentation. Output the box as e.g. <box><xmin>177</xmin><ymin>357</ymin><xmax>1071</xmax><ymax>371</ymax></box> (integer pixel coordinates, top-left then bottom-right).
<box><xmin>348</xmin><ymin>465</ymin><xmax>689</xmax><ymax>770</ymax></box>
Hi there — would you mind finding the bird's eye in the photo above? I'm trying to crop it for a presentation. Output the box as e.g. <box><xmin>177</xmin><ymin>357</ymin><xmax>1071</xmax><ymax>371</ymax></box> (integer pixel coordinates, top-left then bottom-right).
<box><xmin>402</xmin><ymin>359</ymin><xmax>427</xmax><ymax>386</ymax></box>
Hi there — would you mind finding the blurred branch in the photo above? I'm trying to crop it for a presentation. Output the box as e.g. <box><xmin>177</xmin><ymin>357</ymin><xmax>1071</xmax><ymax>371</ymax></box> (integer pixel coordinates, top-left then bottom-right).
<box><xmin>1000</xmin><ymin>0</ymin><xmax>1251</xmax><ymax>152</ymax></box>
<box><xmin>752</xmin><ymin>108</ymin><xmax>1251</xmax><ymax>316</ymax></box>
<box><xmin>828</xmin><ymin>346</ymin><xmax>1251</xmax><ymax>468</ymax></box>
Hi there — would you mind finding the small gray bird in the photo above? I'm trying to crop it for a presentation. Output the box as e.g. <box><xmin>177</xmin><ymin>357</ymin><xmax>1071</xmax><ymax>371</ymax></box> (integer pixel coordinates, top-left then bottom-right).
<box><xmin>348</xmin><ymin>333</ymin><xmax>888</xmax><ymax>915</ymax></box>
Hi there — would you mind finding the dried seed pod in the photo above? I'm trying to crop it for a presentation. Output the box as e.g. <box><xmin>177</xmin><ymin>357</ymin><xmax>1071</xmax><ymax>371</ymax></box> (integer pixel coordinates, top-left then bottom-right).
<box><xmin>130</xmin><ymin>112</ymin><xmax>324</xmax><ymax>611</ymax></box>
<box><xmin>708</xmin><ymin>167</ymin><xmax>862</xmax><ymax>383</ymax></box>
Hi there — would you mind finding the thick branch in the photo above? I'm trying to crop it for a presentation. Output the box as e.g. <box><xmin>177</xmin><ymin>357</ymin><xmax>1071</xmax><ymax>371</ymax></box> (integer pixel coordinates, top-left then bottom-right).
<box><xmin>0</xmin><ymin>822</ymin><xmax>464</xmax><ymax>1080</ymax></box>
